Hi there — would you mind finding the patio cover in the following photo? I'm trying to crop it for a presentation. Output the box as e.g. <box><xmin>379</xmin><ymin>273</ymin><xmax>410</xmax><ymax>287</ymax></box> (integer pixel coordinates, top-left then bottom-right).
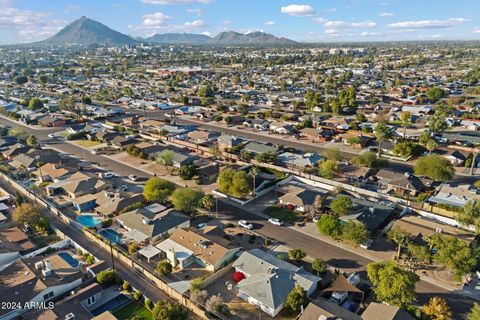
<box><xmin>0</xmin><ymin>212</ymin><xmax>6</xmax><ymax>222</ymax></box>
<box><xmin>126</xmin><ymin>229</ymin><xmax>149</xmax><ymax>243</ymax></box>
<box><xmin>323</xmin><ymin>274</ymin><xmax>363</xmax><ymax>293</ymax></box>
<box><xmin>138</xmin><ymin>245</ymin><xmax>161</xmax><ymax>262</ymax></box>
<box><xmin>0</xmin><ymin>203</ymin><xmax>9</xmax><ymax>211</ymax></box>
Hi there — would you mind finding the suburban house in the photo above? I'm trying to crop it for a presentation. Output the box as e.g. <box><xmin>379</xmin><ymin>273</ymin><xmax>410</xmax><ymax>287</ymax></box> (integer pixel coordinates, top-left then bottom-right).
<box><xmin>428</xmin><ymin>183</ymin><xmax>480</xmax><ymax>208</ymax></box>
<box><xmin>278</xmin><ymin>184</ymin><xmax>329</xmax><ymax>213</ymax></box>
<box><xmin>1</xmin><ymin>143</ymin><xmax>30</xmax><ymax>160</ymax></box>
<box><xmin>243</xmin><ymin>142</ymin><xmax>278</xmax><ymax>156</ymax></box>
<box><xmin>0</xmin><ymin>251</ymin><xmax>84</xmax><ymax>320</ymax></box>
<box><xmin>269</xmin><ymin>121</ymin><xmax>292</xmax><ymax>134</ymax></box>
<box><xmin>94</xmin><ymin>192</ymin><xmax>144</xmax><ymax>217</ymax></box>
<box><xmin>278</xmin><ymin>152</ymin><xmax>323</xmax><ymax>169</ymax></box>
<box><xmin>187</xmin><ymin>130</ymin><xmax>218</xmax><ymax>144</ymax></box>
<box><xmin>117</xmin><ymin>204</ymin><xmax>190</xmax><ymax>243</ymax></box>
<box><xmin>217</xmin><ymin>134</ymin><xmax>243</xmax><ymax>150</ymax></box>
<box><xmin>10</xmin><ymin>154</ymin><xmax>37</xmax><ymax>171</ymax></box>
<box><xmin>376</xmin><ymin>169</ymin><xmax>430</xmax><ymax>196</ymax></box>
<box><xmin>232</xmin><ymin>248</ymin><xmax>320</xmax><ymax>317</ymax></box>
<box><xmin>156</xmin><ymin>149</ymin><xmax>195</xmax><ymax>168</ymax></box>
<box><xmin>37</xmin><ymin>115</ymin><xmax>68</xmax><ymax>127</ymax></box>
<box><xmin>299</xmin><ymin>299</ymin><xmax>361</xmax><ymax>320</ymax></box>
<box><xmin>47</xmin><ymin>172</ymin><xmax>106</xmax><ymax>199</ymax></box>
<box><xmin>31</xmin><ymin>282</ymin><xmax>124</xmax><ymax>320</ymax></box>
<box><xmin>361</xmin><ymin>302</ymin><xmax>416</xmax><ymax>320</ymax></box>
<box><xmin>134</xmin><ymin>142</ymin><xmax>164</xmax><ymax>160</ymax></box>
<box><xmin>156</xmin><ymin>227</ymin><xmax>241</xmax><ymax>272</ymax></box>
<box><xmin>391</xmin><ymin>214</ymin><xmax>476</xmax><ymax>246</ymax></box>
<box><xmin>300</xmin><ymin>128</ymin><xmax>334</xmax><ymax>142</ymax></box>
<box><xmin>337</xmin><ymin>197</ymin><xmax>396</xmax><ymax>233</ymax></box>
<box><xmin>34</xmin><ymin>163</ymin><xmax>72</xmax><ymax>182</ymax></box>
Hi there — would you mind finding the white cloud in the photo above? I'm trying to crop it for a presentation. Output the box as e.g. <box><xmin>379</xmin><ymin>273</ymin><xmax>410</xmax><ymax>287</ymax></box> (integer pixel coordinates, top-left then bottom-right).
<box><xmin>418</xmin><ymin>34</ymin><xmax>445</xmax><ymax>39</ymax></box>
<box><xmin>141</xmin><ymin>0</ymin><xmax>212</xmax><ymax>4</ymax></box>
<box><xmin>323</xmin><ymin>20</ymin><xmax>376</xmax><ymax>29</ymax></box>
<box><xmin>186</xmin><ymin>8</ymin><xmax>202</xmax><ymax>16</ymax></box>
<box><xmin>379</xmin><ymin>12</ymin><xmax>394</xmax><ymax>17</ymax></box>
<box><xmin>389</xmin><ymin>18</ymin><xmax>469</xmax><ymax>29</ymax></box>
<box><xmin>183</xmin><ymin>19</ymin><xmax>206</xmax><ymax>28</ymax></box>
<box><xmin>201</xmin><ymin>31</ymin><xmax>211</xmax><ymax>36</ymax></box>
<box><xmin>0</xmin><ymin>6</ymin><xmax>67</xmax><ymax>44</ymax></box>
<box><xmin>141</xmin><ymin>12</ymin><xmax>171</xmax><ymax>26</ymax></box>
<box><xmin>473</xmin><ymin>27</ymin><xmax>480</xmax><ymax>34</ymax></box>
<box><xmin>324</xmin><ymin>29</ymin><xmax>337</xmax><ymax>34</ymax></box>
<box><xmin>264</xmin><ymin>20</ymin><xmax>275</xmax><ymax>25</ymax></box>
<box><xmin>361</xmin><ymin>31</ymin><xmax>385</xmax><ymax>37</ymax></box>
<box><xmin>280</xmin><ymin>4</ymin><xmax>315</xmax><ymax>17</ymax></box>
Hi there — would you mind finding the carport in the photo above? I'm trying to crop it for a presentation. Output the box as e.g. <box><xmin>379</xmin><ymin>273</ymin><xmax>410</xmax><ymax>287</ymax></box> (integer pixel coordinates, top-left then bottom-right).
<box><xmin>138</xmin><ymin>245</ymin><xmax>161</xmax><ymax>263</ymax></box>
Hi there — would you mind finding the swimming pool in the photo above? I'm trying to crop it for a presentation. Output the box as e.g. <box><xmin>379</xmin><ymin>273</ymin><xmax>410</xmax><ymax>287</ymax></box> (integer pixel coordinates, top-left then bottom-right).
<box><xmin>58</xmin><ymin>252</ymin><xmax>79</xmax><ymax>268</ymax></box>
<box><xmin>90</xmin><ymin>294</ymin><xmax>130</xmax><ymax>316</ymax></box>
<box><xmin>99</xmin><ymin>229</ymin><xmax>122</xmax><ymax>244</ymax></box>
<box><xmin>76</xmin><ymin>214</ymin><xmax>102</xmax><ymax>228</ymax></box>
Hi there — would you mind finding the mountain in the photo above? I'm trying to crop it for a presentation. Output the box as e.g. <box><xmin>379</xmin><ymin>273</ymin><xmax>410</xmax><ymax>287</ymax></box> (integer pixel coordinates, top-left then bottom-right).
<box><xmin>144</xmin><ymin>31</ymin><xmax>297</xmax><ymax>46</ymax></box>
<box><xmin>43</xmin><ymin>16</ymin><xmax>138</xmax><ymax>45</ymax></box>
<box><xmin>146</xmin><ymin>33</ymin><xmax>211</xmax><ymax>44</ymax></box>
<box><xmin>211</xmin><ymin>31</ymin><xmax>297</xmax><ymax>45</ymax></box>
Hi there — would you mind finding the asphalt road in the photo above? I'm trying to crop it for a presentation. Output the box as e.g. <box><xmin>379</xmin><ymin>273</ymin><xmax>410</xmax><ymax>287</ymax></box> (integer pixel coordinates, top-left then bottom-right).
<box><xmin>0</xmin><ymin>116</ymin><xmax>476</xmax><ymax>318</ymax></box>
<box><xmin>0</xmin><ymin>179</ymin><xmax>172</xmax><ymax>306</ymax></box>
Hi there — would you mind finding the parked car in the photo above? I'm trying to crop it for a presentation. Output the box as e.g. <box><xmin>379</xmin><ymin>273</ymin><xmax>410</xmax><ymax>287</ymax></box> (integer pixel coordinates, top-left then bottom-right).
<box><xmin>360</xmin><ymin>239</ymin><xmax>373</xmax><ymax>249</ymax></box>
<box><xmin>347</xmin><ymin>272</ymin><xmax>361</xmax><ymax>287</ymax></box>
<box><xmin>103</xmin><ymin>172</ymin><xmax>114</xmax><ymax>179</ymax></box>
<box><xmin>48</xmin><ymin>133</ymin><xmax>56</xmax><ymax>139</ymax></box>
<box><xmin>128</xmin><ymin>175</ymin><xmax>138</xmax><ymax>182</ymax></box>
<box><xmin>268</xmin><ymin>218</ymin><xmax>283</xmax><ymax>226</ymax></box>
<box><xmin>238</xmin><ymin>220</ymin><xmax>253</xmax><ymax>230</ymax></box>
<box><xmin>116</xmin><ymin>185</ymin><xmax>128</xmax><ymax>192</ymax></box>
<box><xmin>329</xmin><ymin>291</ymin><xmax>348</xmax><ymax>305</ymax></box>
<box><xmin>312</xmin><ymin>215</ymin><xmax>320</xmax><ymax>223</ymax></box>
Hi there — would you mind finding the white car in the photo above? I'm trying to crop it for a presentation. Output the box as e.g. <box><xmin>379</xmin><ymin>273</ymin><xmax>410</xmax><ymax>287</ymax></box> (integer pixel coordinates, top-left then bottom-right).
<box><xmin>48</xmin><ymin>133</ymin><xmax>56</xmax><ymax>139</ymax></box>
<box><xmin>116</xmin><ymin>185</ymin><xmax>128</xmax><ymax>192</ymax></box>
<box><xmin>312</xmin><ymin>215</ymin><xmax>320</xmax><ymax>223</ymax></box>
<box><xmin>268</xmin><ymin>218</ymin><xmax>283</xmax><ymax>226</ymax></box>
<box><xmin>128</xmin><ymin>175</ymin><xmax>138</xmax><ymax>182</ymax></box>
<box><xmin>238</xmin><ymin>220</ymin><xmax>253</xmax><ymax>230</ymax></box>
<box><xmin>360</xmin><ymin>239</ymin><xmax>373</xmax><ymax>249</ymax></box>
<box><xmin>103</xmin><ymin>172</ymin><xmax>114</xmax><ymax>179</ymax></box>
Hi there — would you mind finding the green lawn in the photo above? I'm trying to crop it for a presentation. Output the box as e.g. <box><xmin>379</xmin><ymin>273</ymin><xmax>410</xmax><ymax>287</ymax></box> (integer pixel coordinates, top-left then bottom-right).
<box><xmin>263</xmin><ymin>206</ymin><xmax>300</xmax><ymax>222</ymax></box>
<box><xmin>73</xmin><ymin>140</ymin><xmax>102</xmax><ymax>148</ymax></box>
<box><xmin>113</xmin><ymin>302</ymin><xmax>153</xmax><ymax>320</ymax></box>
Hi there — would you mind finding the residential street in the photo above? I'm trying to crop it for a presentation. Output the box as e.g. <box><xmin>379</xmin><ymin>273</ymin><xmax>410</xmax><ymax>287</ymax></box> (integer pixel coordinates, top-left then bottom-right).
<box><xmin>0</xmin><ymin>116</ymin><xmax>474</xmax><ymax>318</ymax></box>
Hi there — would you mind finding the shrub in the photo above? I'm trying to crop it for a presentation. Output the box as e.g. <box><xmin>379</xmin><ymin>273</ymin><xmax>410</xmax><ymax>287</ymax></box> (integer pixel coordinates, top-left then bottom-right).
<box><xmin>133</xmin><ymin>290</ymin><xmax>143</xmax><ymax>301</ymax></box>
<box><xmin>96</xmin><ymin>269</ymin><xmax>117</xmax><ymax>285</ymax></box>
<box><xmin>101</xmin><ymin>218</ymin><xmax>113</xmax><ymax>228</ymax></box>
<box><xmin>122</xmin><ymin>280</ymin><xmax>132</xmax><ymax>292</ymax></box>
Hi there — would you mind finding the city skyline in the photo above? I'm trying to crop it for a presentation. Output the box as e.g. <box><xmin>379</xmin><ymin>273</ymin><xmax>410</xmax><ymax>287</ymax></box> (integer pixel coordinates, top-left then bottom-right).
<box><xmin>0</xmin><ymin>0</ymin><xmax>480</xmax><ymax>44</ymax></box>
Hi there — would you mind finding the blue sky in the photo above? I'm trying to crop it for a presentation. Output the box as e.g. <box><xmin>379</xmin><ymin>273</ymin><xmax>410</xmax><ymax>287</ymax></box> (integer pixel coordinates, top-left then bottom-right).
<box><xmin>1</xmin><ymin>0</ymin><xmax>479</xmax><ymax>44</ymax></box>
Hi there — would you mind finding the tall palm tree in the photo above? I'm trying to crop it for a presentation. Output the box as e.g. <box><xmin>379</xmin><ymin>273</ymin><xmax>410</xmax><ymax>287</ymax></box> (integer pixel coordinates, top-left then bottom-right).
<box><xmin>249</xmin><ymin>166</ymin><xmax>260</xmax><ymax>198</ymax></box>
<box><xmin>426</xmin><ymin>139</ymin><xmax>438</xmax><ymax>155</ymax></box>
<box><xmin>387</xmin><ymin>227</ymin><xmax>412</xmax><ymax>259</ymax></box>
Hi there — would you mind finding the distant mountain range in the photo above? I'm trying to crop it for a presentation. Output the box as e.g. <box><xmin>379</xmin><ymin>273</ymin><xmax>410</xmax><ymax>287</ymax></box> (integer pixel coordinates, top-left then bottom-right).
<box><xmin>34</xmin><ymin>16</ymin><xmax>297</xmax><ymax>46</ymax></box>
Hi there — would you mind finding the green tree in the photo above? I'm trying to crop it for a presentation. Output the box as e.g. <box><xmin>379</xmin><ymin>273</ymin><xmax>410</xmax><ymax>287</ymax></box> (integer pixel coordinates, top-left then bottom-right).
<box><xmin>26</xmin><ymin>134</ymin><xmax>38</xmax><ymax>147</ymax></box>
<box><xmin>284</xmin><ymin>285</ymin><xmax>306</xmax><ymax>313</ymax></box>
<box><xmin>422</xmin><ymin>297</ymin><xmax>452</xmax><ymax>320</ymax></box>
<box><xmin>419</xmin><ymin>131</ymin><xmax>431</xmax><ymax>146</ymax></box>
<box><xmin>157</xmin><ymin>151</ymin><xmax>174</xmax><ymax>166</ymax></box>
<box><xmin>96</xmin><ymin>269</ymin><xmax>117</xmax><ymax>285</ymax></box>
<box><xmin>457</xmin><ymin>199</ymin><xmax>480</xmax><ymax>231</ymax></box>
<box><xmin>14</xmin><ymin>75</ymin><xmax>28</xmax><ymax>84</ymax></box>
<box><xmin>426</xmin><ymin>87</ymin><xmax>445</xmax><ymax>102</ymax></box>
<box><xmin>319</xmin><ymin>159</ymin><xmax>339</xmax><ymax>179</ymax></box>
<box><xmin>217</xmin><ymin>169</ymin><xmax>252</xmax><ymax>198</ymax></box>
<box><xmin>156</xmin><ymin>261</ymin><xmax>173</xmax><ymax>276</ymax></box>
<box><xmin>387</xmin><ymin>226</ymin><xmax>412</xmax><ymax>259</ymax></box>
<box><xmin>152</xmin><ymin>301</ymin><xmax>187</xmax><ymax>320</ymax></box>
<box><xmin>316</xmin><ymin>215</ymin><xmax>343</xmax><ymax>238</ymax></box>
<box><xmin>38</xmin><ymin>74</ymin><xmax>47</xmax><ymax>87</ymax></box>
<box><xmin>367</xmin><ymin>260</ymin><xmax>419</xmax><ymax>307</ymax></box>
<box><xmin>312</xmin><ymin>258</ymin><xmax>327</xmax><ymax>275</ymax></box>
<box><xmin>288</xmin><ymin>249</ymin><xmax>306</xmax><ymax>262</ymax></box>
<box><xmin>393</xmin><ymin>141</ymin><xmax>421</xmax><ymax>159</ymax></box>
<box><xmin>426</xmin><ymin>139</ymin><xmax>438</xmax><ymax>155</ymax></box>
<box><xmin>189</xmin><ymin>277</ymin><xmax>206</xmax><ymax>292</ymax></box>
<box><xmin>352</xmin><ymin>151</ymin><xmax>379</xmax><ymax>168</ymax></box>
<box><xmin>426</xmin><ymin>234</ymin><xmax>478</xmax><ymax>280</ymax></box>
<box><xmin>414</xmin><ymin>155</ymin><xmax>454</xmax><ymax>182</ymax></box>
<box><xmin>28</xmin><ymin>97</ymin><xmax>44</xmax><ymax>110</ymax></box>
<box><xmin>341</xmin><ymin>221</ymin><xmax>369</xmax><ymax>245</ymax></box>
<box><xmin>143</xmin><ymin>177</ymin><xmax>176</xmax><ymax>203</ymax></box>
<box><xmin>12</xmin><ymin>203</ymin><xmax>42</xmax><ymax>227</ymax></box>
<box><xmin>400</xmin><ymin>111</ymin><xmax>411</xmax><ymax>139</ymax></box>
<box><xmin>171</xmin><ymin>188</ymin><xmax>204</xmax><ymax>213</ymax></box>
<box><xmin>407</xmin><ymin>244</ymin><xmax>431</xmax><ymax>263</ymax></box>
<box><xmin>198</xmin><ymin>85</ymin><xmax>214</xmax><ymax>97</ymax></box>
<box><xmin>330</xmin><ymin>195</ymin><xmax>353</xmax><ymax>216</ymax></box>
<box><xmin>374</xmin><ymin>122</ymin><xmax>391</xmax><ymax>157</ymax></box>
<box><xmin>178</xmin><ymin>165</ymin><xmax>197</xmax><ymax>180</ymax></box>
<box><xmin>201</xmin><ymin>194</ymin><xmax>215</xmax><ymax>211</ymax></box>
<box><xmin>468</xmin><ymin>303</ymin><xmax>480</xmax><ymax>320</ymax></box>
<box><xmin>323</xmin><ymin>148</ymin><xmax>342</xmax><ymax>161</ymax></box>
<box><xmin>128</xmin><ymin>242</ymin><xmax>139</xmax><ymax>254</ymax></box>
<box><xmin>428</xmin><ymin>112</ymin><xmax>448</xmax><ymax>134</ymax></box>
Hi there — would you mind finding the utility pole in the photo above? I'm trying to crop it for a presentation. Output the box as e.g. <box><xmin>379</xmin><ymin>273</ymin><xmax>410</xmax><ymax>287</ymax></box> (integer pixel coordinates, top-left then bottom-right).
<box><xmin>109</xmin><ymin>239</ymin><xmax>116</xmax><ymax>271</ymax></box>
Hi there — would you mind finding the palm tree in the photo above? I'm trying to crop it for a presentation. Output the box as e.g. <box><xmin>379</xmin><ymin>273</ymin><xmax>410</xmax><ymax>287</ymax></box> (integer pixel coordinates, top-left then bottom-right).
<box><xmin>387</xmin><ymin>227</ymin><xmax>412</xmax><ymax>259</ymax></box>
<box><xmin>471</xmin><ymin>145</ymin><xmax>480</xmax><ymax>176</ymax></box>
<box><xmin>400</xmin><ymin>111</ymin><xmax>411</xmax><ymax>140</ymax></box>
<box><xmin>422</xmin><ymin>297</ymin><xmax>452</xmax><ymax>320</ymax></box>
<box><xmin>374</xmin><ymin>122</ymin><xmax>390</xmax><ymax>157</ymax></box>
<box><xmin>468</xmin><ymin>303</ymin><xmax>480</xmax><ymax>320</ymax></box>
<box><xmin>249</xmin><ymin>166</ymin><xmax>260</xmax><ymax>198</ymax></box>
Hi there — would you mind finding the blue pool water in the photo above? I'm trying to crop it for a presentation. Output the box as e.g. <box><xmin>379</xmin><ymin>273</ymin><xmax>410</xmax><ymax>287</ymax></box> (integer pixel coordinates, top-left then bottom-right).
<box><xmin>99</xmin><ymin>229</ymin><xmax>122</xmax><ymax>244</ymax></box>
<box><xmin>58</xmin><ymin>252</ymin><xmax>79</xmax><ymax>268</ymax></box>
<box><xmin>76</xmin><ymin>215</ymin><xmax>102</xmax><ymax>228</ymax></box>
<box><xmin>90</xmin><ymin>294</ymin><xmax>130</xmax><ymax>316</ymax></box>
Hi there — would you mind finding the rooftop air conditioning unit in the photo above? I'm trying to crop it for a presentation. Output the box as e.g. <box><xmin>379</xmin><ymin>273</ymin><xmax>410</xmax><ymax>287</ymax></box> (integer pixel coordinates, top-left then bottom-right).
<box><xmin>34</xmin><ymin>261</ymin><xmax>44</xmax><ymax>270</ymax></box>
